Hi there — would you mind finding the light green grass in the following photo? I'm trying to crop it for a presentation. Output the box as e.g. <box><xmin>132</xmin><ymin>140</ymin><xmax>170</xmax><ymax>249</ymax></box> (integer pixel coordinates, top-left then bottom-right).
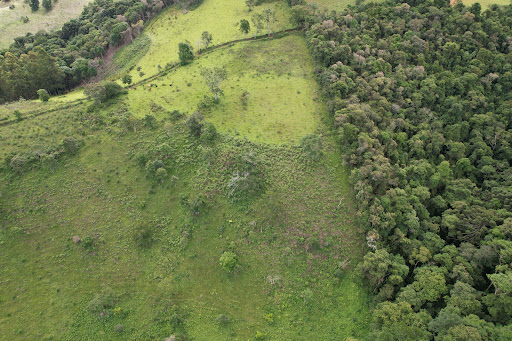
<box><xmin>462</xmin><ymin>0</ymin><xmax>511</xmax><ymax>8</ymax></box>
<box><xmin>0</xmin><ymin>0</ymin><xmax>93</xmax><ymax>49</ymax></box>
<box><xmin>124</xmin><ymin>0</ymin><xmax>293</xmax><ymax>83</ymax></box>
<box><xmin>127</xmin><ymin>34</ymin><xmax>322</xmax><ymax>144</ymax></box>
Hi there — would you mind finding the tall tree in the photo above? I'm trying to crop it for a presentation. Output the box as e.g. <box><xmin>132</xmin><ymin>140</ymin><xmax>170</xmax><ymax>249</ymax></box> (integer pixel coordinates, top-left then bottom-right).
<box><xmin>239</xmin><ymin>19</ymin><xmax>250</xmax><ymax>36</ymax></box>
<box><xmin>251</xmin><ymin>13</ymin><xmax>264</xmax><ymax>39</ymax></box>
<box><xmin>200</xmin><ymin>67</ymin><xmax>227</xmax><ymax>101</ymax></box>
<box><xmin>178</xmin><ymin>42</ymin><xmax>194</xmax><ymax>65</ymax></box>
<box><xmin>261</xmin><ymin>9</ymin><xmax>276</xmax><ymax>37</ymax></box>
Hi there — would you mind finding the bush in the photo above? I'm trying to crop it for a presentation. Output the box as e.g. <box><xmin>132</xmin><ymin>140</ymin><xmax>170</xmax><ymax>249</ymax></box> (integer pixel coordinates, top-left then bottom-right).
<box><xmin>227</xmin><ymin>151</ymin><xmax>265</xmax><ymax>201</ymax></box>
<box><xmin>186</xmin><ymin>111</ymin><xmax>204</xmax><ymax>137</ymax></box>
<box><xmin>200</xmin><ymin>121</ymin><xmax>217</xmax><ymax>143</ymax></box>
<box><xmin>37</xmin><ymin>89</ymin><xmax>50</xmax><ymax>102</ymax></box>
<box><xmin>178</xmin><ymin>42</ymin><xmax>194</xmax><ymax>65</ymax></box>
<box><xmin>10</xmin><ymin>155</ymin><xmax>30</xmax><ymax>174</ymax></box>
<box><xmin>62</xmin><ymin>137</ymin><xmax>82</xmax><ymax>155</ymax></box>
<box><xmin>86</xmin><ymin>287</ymin><xmax>116</xmax><ymax>314</ymax></box>
<box><xmin>133</xmin><ymin>225</ymin><xmax>154</xmax><ymax>248</ymax></box>
<box><xmin>84</xmin><ymin>82</ymin><xmax>123</xmax><ymax>104</ymax></box>
<box><xmin>13</xmin><ymin>110</ymin><xmax>22</xmax><ymax>121</ymax></box>
<box><xmin>81</xmin><ymin>236</ymin><xmax>95</xmax><ymax>250</ymax></box>
<box><xmin>121</xmin><ymin>74</ymin><xmax>132</xmax><ymax>85</ymax></box>
<box><xmin>300</xmin><ymin>134</ymin><xmax>322</xmax><ymax>162</ymax></box>
<box><xmin>216</xmin><ymin>313</ymin><xmax>230</xmax><ymax>325</ymax></box>
<box><xmin>219</xmin><ymin>251</ymin><xmax>237</xmax><ymax>272</ymax></box>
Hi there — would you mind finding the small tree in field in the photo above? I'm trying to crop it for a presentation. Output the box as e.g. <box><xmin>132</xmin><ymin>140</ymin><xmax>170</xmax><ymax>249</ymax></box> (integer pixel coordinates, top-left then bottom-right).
<box><xmin>37</xmin><ymin>89</ymin><xmax>50</xmax><ymax>102</ymax></box>
<box><xmin>239</xmin><ymin>19</ymin><xmax>250</xmax><ymax>36</ymax></box>
<box><xmin>262</xmin><ymin>9</ymin><xmax>276</xmax><ymax>37</ymax></box>
<box><xmin>201</xmin><ymin>31</ymin><xmax>213</xmax><ymax>49</ymax></box>
<box><xmin>42</xmin><ymin>0</ymin><xmax>52</xmax><ymax>11</ymax></box>
<box><xmin>29</xmin><ymin>0</ymin><xmax>39</xmax><ymax>11</ymax></box>
<box><xmin>245</xmin><ymin>0</ymin><xmax>255</xmax><ymax>12</ymax></box>
<box><xmin>251</xmin><ymin>14</ymin><xmax>264</xmax><ymax>39</ymax></box>
<box><xmin>155</xmin><ymin>167</ymin><xmax>168</xmax><ymax>183</ymax></box>
<box><xmin>178</xmin><ymin>42</ymin><xmax>194</xmax><ymax>65</ymax></box>
<box><xmin>186</xmin><ymin>111</ymin><xmax>204</xmax><ymax>137</ymax></box>
<box><xmin>122</xmin><ymin>74</ymin><xmax>132</xmax><ymax>85</ymax></box>
<box><xmin>200</xmin><ymin>67</ymin><xmax>227</xmax><ymax>101</ymax></box>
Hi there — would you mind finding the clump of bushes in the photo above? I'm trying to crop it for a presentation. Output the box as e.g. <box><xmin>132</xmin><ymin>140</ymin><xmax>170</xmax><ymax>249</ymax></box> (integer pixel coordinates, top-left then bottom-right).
<box><xmin>219</xmin><ymin>251</ymin><xmax>238</xmax><ymax>272</ymax></box>
<box><xmin>133</xmin><ymin>225</ymin><xmax>155</xmax><ymax>248</ymax></box>
<box><xmin>300</xmin><ymin>134</ymin><xmax>322</xmax><ymax>162</ymax></box>
<box><xmin>86</xmin><ymin>287</ymin><xmax>116</xmax><ymax>315</ymax></box>
<box><xmin>227</xmin><ymin>150</ymin><xmax>265</xmax><ymax>201</ymax></box>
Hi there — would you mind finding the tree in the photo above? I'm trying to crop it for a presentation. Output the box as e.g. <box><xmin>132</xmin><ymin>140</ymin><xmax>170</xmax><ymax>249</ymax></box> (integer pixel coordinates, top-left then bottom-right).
<box><xmin>200</xmin><ymin>67</ymin><xmax>227</xmax><ymax>101</ymax></box>
<box><xmin>245</xmin><ymin>0</ymin><xmax>255</xmax><ymax>12</ymax></box>
<box><xmin>42</xmin><ymin>0</ymin><xmax>51</xmax><ymax>11</ymax></box>
<box><xmin>13</xmin><ymin>110</ymin><xmax>22</xmax><ymax>121</ymax></box>
<box><xmin>201</xmin><ymin>31</ymin><xmax>212</xmax><ymax>49</ymax></box>
<box><xmin>239</xmin><ymin>19</ymin><xmax>250</xmax><ymax>36</ymax></box>
<box><xmin>84</xmin><ymin>82</ymin><xmax>122</xmax><ymax>104</ymax></box>
<box><xmin>29</xmin><ymin>0</ymin><xmax>39</xmax><ymax>11</ymax></box>
<box><xmin>62</xmin><ymin>137</ymin><xmax>81</xmax><ymax>155</ymax></box>
<box><xmin>251</xmin><ymin>14</ymin><xmax>264</xmax><ymax>39</ymax></box>
<box><xmin>261</xmin><ymin>9</ymin><xmax>276</xmax><ymax>37</ymax></box>
<box><xmin>37</xmin><ymin>89</ymin><xmax>50</xmax><ymax>102</ymax></box>
<box><xmin>122</xmin><ymin>74</ymin><xmax>132</xmax><ymax>85</ymax></box>
<box><xmin>178</xmin><ymin>42</ymin><xmax>194</xmax><ymax>65</ymax></box>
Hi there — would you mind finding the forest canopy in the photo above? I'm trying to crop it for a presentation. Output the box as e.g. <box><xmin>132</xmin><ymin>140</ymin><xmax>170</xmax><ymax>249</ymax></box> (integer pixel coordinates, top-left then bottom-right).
<box><xmin>301</xmin><ymin>0</ymin><xmax>512</xmax><ymax>339</ymax></box>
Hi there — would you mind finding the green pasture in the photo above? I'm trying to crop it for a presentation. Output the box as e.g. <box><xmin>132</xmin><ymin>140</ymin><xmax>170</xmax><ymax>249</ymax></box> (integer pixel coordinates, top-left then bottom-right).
<box><xmin>127</xmin><ymin>34</ymin><xmax>322</xmax><ymax>144</ymax></box>
<box><xmin>120</xmin><ymin>0</ymin><xmax>294</xmax><ymax>83</ymax></box>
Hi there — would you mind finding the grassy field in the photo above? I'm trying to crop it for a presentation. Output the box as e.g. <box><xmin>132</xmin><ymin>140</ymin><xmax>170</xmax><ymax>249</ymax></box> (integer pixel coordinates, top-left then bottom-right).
<box><xmin>0</xmin><ymin>0</ymin><xmax>93</xmax><ymax>50</ymax></box>
<box><xmin>0</xmin><ymin>28</ymin><xmax>371</xmax><ymax>341</ymax></box>
<box><xmin>127</xmin><ymin>34</ymin><xmax>323</xmax><ymax>144</ymax></box>
<box><xmin>0</xmin><ymin>105</ymin><xmax>370</xmax><ymax>340</ymax></box>
<box><xmin>118</xmin><ymin>0</ymin><xmax>294</xmax><ymax>83</ymax></box>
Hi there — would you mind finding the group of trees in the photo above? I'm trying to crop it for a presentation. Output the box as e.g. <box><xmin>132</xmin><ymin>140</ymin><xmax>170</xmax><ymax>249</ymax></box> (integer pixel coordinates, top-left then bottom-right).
<box><xmin>0</xmin><ymin>0</ymin><xmax>188</xmax><ymax>103</ymax></box>
<box><xmin>30</xmin><ymin>0</ymin><xmax>53</xmax><ymax>12</ymax></box>
<box><xmin>300</xmin><ymin>0</ymin><xmax>512</xmax><ymax>339</ymax></box>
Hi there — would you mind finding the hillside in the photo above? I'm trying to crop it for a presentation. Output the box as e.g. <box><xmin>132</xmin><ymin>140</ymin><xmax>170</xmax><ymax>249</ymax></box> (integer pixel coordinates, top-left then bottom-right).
<box><xmin>0</xmin><ymin>1</ymin><xmax>371</xmax><ymax>339</ymax></box>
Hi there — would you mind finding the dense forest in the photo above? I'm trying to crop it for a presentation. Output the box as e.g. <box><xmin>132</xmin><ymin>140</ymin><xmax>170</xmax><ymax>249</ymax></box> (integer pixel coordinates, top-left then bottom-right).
<box><xmin>0</xmin><ymin>0</ymin><xmax>204</xmax><ymax>103</ymax></box>
<box><xmin>298</xmin><ymin>0</ymin><xmax>512</xmax><ymax>339</ymax></box>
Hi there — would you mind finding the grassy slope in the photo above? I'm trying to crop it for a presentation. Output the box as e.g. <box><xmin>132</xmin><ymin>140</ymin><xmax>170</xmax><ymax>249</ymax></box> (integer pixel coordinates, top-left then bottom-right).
<box><xmin>121</xmin><ymin>0</ymin><xmax>294</xmax><ymax>83</ymax></box>
<box><xmin>0</xmin><ymin>0</ymin><xmax>93</xmax><ymax>50</ymax></box>
<box><xmin>0</xmin><ymin>32</ymin><xmax>371</xmax><ymax>340</ymax></box>
<box><xmin>306</xmin><ymin>0</ymin><xmax>508</xmax><ymax>11</ymax></box>
<box><xmin>0</xmin><ymin>109</ymin><xmax>370</xmax><ymax>340</ymax></box>
<box><xmin>128</xmin><ymin>34</ymin><xmax>322</xmax><ymax>145</ymax></box>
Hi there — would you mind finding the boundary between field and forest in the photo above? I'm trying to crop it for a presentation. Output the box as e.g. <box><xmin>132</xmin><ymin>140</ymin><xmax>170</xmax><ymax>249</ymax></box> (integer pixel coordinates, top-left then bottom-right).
<box><xmin>0</xmin><ymin>28</ymin><xmax>299</xmax><ymax>128</ymax></box>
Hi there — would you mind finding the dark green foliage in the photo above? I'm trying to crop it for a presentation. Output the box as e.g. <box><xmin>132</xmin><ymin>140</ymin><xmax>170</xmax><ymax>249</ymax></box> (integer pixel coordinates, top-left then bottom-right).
<box><xmin>227</xmin><ymin>150</ymin><xmax>265</xmax><ymax>201</ymax></box>
<box><xmin>42</xmin><ymin>0</ymin><xmax>51</xmax><ymax>11</ymax></box>
<box><xmin>81</xmin><ymin>236</ymin><xmax>95</xmax><ymax>250</ymax></box>
<box><xmin>122</xmin><ymin>74</ymin><xmax>133</xmax><ymax>85</ymax></box>
<box><xmin>304</xmin><ymin>0</ymin><xmax>512</xmax><ymax>337</ymax></box>
<box><xmin>62</xmin><ymin>137</ymin><xmax>82</xmax><ymax>155</ymax></box>
<box><xmin>29</xmin><ymin>0</ymin><xmax>39</xmax><ymax>11</ymax></box>
<box><xmin>186</xmin><ymin>111</ymin><xmax>204</xmax><ymax>137</ymax></box>
<box><xmin>178</xmin><ymin>42</ymin><xmax>194</xmax><ymax>65</ymax></box>
<box><xmin>239</xmin><ymin>19</ymin><xmax>250</xmax><ymax>35</ymax></box>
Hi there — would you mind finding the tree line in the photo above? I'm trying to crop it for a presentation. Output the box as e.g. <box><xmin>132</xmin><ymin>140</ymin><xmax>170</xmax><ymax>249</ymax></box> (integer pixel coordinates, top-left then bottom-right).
<box><xmin>298</xmin><ymin>0</ymin><xmax>512</xmax><ymax>339</ymax></box>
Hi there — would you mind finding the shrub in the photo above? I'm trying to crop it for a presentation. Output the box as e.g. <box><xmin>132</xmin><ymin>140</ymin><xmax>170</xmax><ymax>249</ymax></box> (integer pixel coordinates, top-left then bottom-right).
<box><xmin>121</xmin><ymin>74</ymin><xmax>132</xmax><ymax>85</ymax></box>
<box><xmin>133</xmin><ymin>225</ymin><xmax>154</xmax><ymax>248</ymax></box>
<box><xmin>227</xmin><ymin>151</ymin><xmax>265</xmax><ymax>201</ymax></box>
<box><xmin>200</xmin><ymin>121</ymin><xmax>217</xmax><ymax>143</ymax></box>
<box><xmin>216</xmin><ymin>313</ymin><xmax>230</xmax><ymax>325</ymax></box>
<box><xmin>62</xmin><ymin>137</ymin><xmax>82</xmax><ymax>155</ymax></box>
<box><xmin>155</xmin><ymin>167</ymin><xmax>168</xmax><ymax>183</ymax></box>
<box><xmin>13</xmin><ymin>110</ymin><xmax>22</xmax><ymax>122</ymax></box>
<box><xmin>219</xmin><ymin>251</ymin><xmax>237</xmax><ymax>272</ymax></box>
<box><xmin>114</xmin><ymin>324</ymin><xmax>124</xmax><ymax>333</ymax></box>
<box><xmin>37</xmin><ymin>89</ymin><xmax>50</xmax><ymax>102</ymax></box>
<box><xmin>186</xmin><ymin>111</ymin><xmax>204</xmax><ymax>137</ymax></box>
<box><xmin>300</xmin><ymin>134</ymin><xmax>323</xmax><ymax>162</ymax></box>
<box><xmin>86</xmin><ymin>287</ymin><xmax>116</xmax><ymax>314</ymax></box>
<box><xmin>84</xmin><ymin>82</ymin><xmax>123</xmax><ymax>104</ymax></box>
<box><xmin>178</xmin><ymin>42</ymin><xmax>194</xmax><ymax>65</ymax></box>
<box><xmin>81</xmin><ymin>236</ymin><xmax>95</xmax><ymax>250</ymax></box>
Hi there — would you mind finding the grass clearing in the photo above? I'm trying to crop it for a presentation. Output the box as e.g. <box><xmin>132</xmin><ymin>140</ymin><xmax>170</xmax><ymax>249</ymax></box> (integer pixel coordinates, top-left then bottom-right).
<box><xmin>0</xmin><ymin>0</ymin><xmax>93</xmax><ymax>49</ymax></box>
<box><xmin>120</xmin><ymin>0</ymin><xmax>294</xmax><ymax>83</ymax></box>
<box><xmin>127</xmin><ymin>34</ymin><xmax>322</xmax><ymax>144</ymax></box>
